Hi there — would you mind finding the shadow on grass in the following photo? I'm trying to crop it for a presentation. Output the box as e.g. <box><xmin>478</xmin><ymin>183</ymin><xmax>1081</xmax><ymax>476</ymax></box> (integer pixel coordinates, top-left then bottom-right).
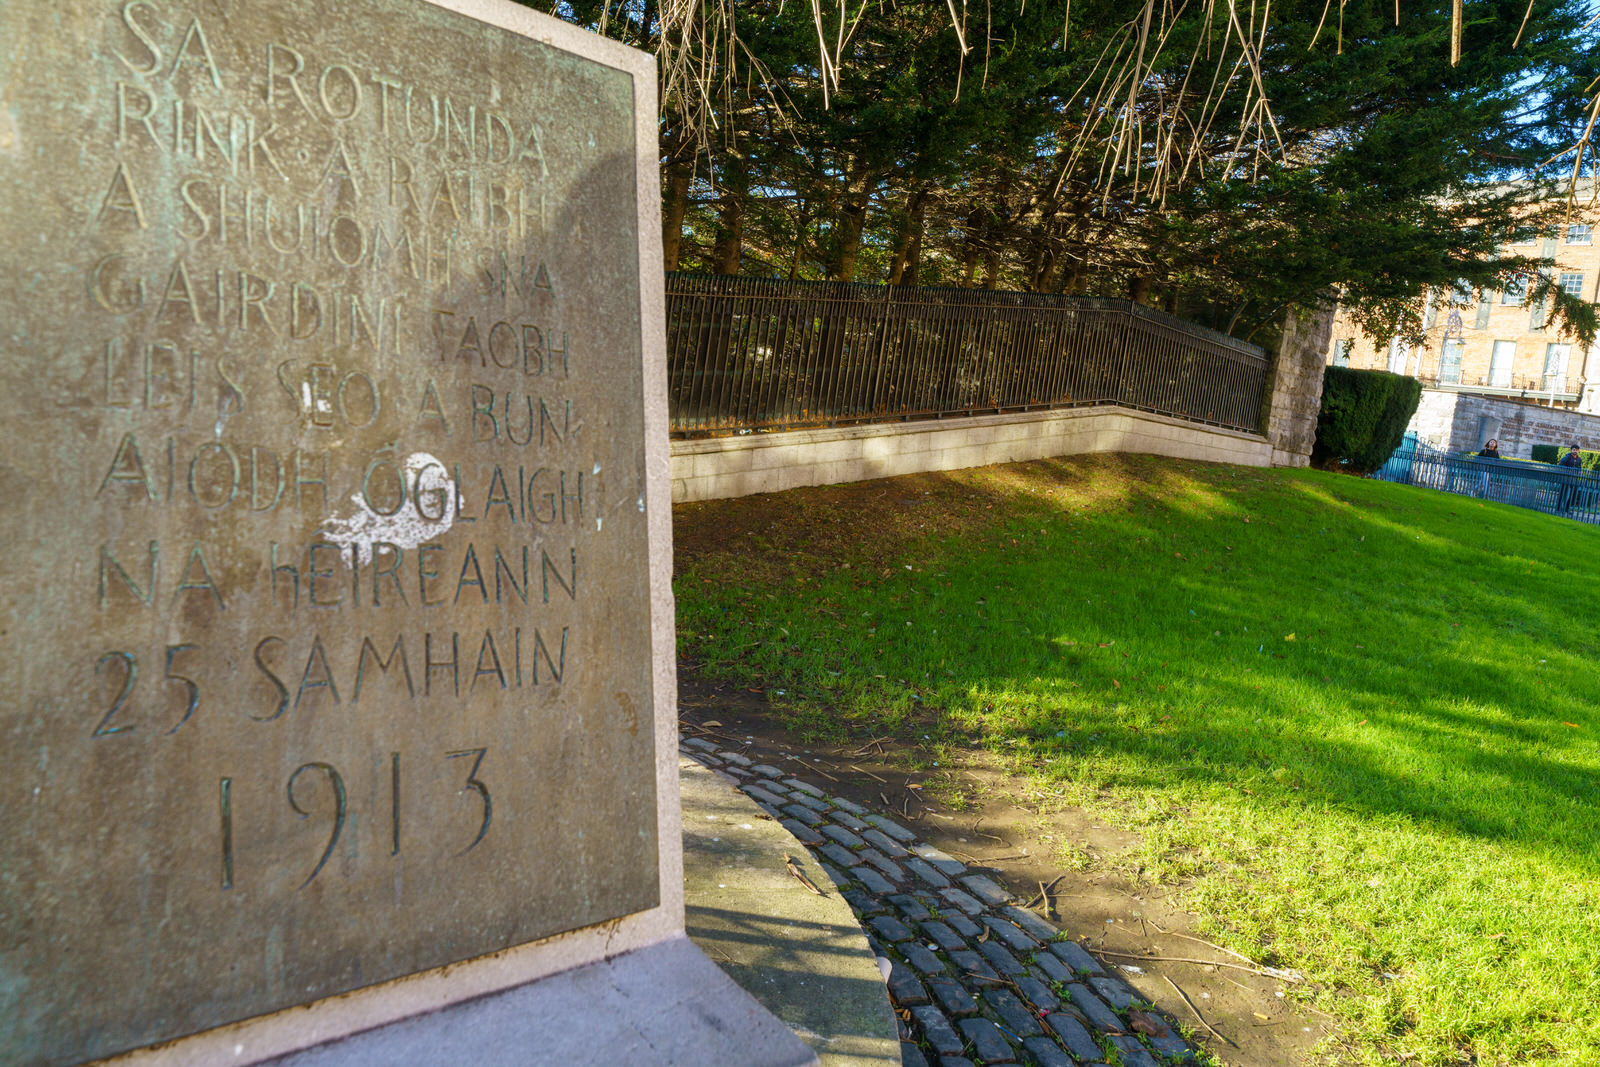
<box><xmin>675</xmin><ymin>454</ymin><xmax>1600</xmax><ymax>875</ymax></box>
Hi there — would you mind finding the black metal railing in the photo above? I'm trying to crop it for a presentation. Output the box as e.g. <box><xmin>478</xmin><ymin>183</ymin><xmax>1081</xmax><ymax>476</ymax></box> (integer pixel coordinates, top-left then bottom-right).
<box><xmin>1373</xmin><ymin>436</ymin><xmax>1600</xmax><ymax>524</ymax></box>
<box><xmin>664</xmin><ymin>275</ymin><xmax>1271</xmax><ymax>436</ymax></box>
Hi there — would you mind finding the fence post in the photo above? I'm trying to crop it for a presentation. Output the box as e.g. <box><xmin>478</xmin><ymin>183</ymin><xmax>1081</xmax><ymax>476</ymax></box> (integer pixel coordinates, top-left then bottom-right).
<box><xmin>1262</xmin><ymin>304</ymin><xmax>1335</xmax><ymax>467</ymax></box>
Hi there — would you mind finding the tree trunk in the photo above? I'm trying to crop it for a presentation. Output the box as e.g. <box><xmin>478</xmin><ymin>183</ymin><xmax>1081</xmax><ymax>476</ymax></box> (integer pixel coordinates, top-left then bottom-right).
<box><xmin>981</xmin><ymin>249</ymin><xmax>1000</xmax><ymax>290</ymax></box>
<box><xmin>904</xmin><ymin>210</ymin><xmax>925</xmax><ymax>286</ymax></box>
<box><xmin>711</xmin><ymin>192</ymin><xmax>744</xmax><ymax>274</ymax></box>
<box><xmin>710</xmin><ymin>155</ymin><xmax>747</xmax><ymax>276</ymax></box>
<box><xmin>887</xmin><ymin>189</ymin><xmax>928</xmax><ymax>286</ymax></box>
<box><xmin>1128</xmin><ymin>274</ymin><xmax>1152</xmax><ymax>305</ymax></box>
<box><xmin>959</xmin><ymin>208</ymin><xmax>985</xmax><ymax>285</ymax></box>
<box><xmin>831</xmin><ymin>170</ymin><xmax>872</xmax><ymax>281</ymax></box>
<box><xmin>662</xmin><ymin>159</ymin><xmax>692</xmax><ymax>272</ymax></box>
<box><xmin>788</xmin><ymin>199</ymin><xmax>812</xmax><ymax>280</ymax></box>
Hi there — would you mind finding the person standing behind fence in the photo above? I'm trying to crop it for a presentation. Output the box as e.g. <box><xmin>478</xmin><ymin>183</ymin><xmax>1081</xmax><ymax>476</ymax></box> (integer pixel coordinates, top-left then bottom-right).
<box><xmin>1558</xmin><ymin>443</ymin><xmax>1584</xmax><ymax>513</ymax></box>
<box><xmin>1474</xmin><ymin>439</ymin><xmax>1501</xmax><ymax>497</ymax></box>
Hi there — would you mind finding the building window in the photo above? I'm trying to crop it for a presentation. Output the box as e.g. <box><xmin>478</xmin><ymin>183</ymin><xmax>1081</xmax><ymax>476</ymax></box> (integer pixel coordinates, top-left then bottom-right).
<box><xmin>1500</xmin><ymin>276</ymin><xmax>1526</xmax><ymax>305</ymax></box>
<box><xmin>1332</xmin><ymin>339</ymin><xmax>1352</xmax><ymax>367</ymax></box>
<box><xmin>1544</xmin><ymin>343</ymin><xmax>1571</xmax><ymax>392</ymax></box>
<box><xmin>1560</xmin><ymin>272</ymin><xmax>1585</xmax><ymax>297</ymax></box>
<box><xmin>1567</xmin><ymin>224</ymin><xmax>1593</xmax><ymax>245</ymax></box>
<box><xmin>1423</xmin><ymin>294</ymin><xmax>1437</xmax><ymax>329</ymax></box>
<box><xmin>1440</xmin><ymin>338</ymin><xmax>1463</xmax><ymax>384</ymax></box>
<box><xmin>1387</xmin><ymin>336</ymin><xmax>1408</xmax><ymax>374</ymax></box>
<box><xmin>1489</xmin><ymin>341</ymin><xmax>1515</xmax><ymax>388</ymax></box>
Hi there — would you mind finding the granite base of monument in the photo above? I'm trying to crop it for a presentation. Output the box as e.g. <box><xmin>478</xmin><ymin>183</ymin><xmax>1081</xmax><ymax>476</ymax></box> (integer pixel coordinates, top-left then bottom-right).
<box><xmin>264</xmin><ymin>939</ymin><xmax>817</xmax><ymax>1067</ymax></box>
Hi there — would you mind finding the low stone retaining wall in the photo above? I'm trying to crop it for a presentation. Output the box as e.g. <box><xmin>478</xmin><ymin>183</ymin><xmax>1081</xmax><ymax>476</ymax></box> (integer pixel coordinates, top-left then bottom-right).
<box><xmin>1411</xmin><ymin>389</ymin><xmax>1600</xmax><ymax>455</ymax></box>
<box><xmin>669</xmin><ymin>405</ymin><xmax>1272</xmax><ymax>502</ymax></box>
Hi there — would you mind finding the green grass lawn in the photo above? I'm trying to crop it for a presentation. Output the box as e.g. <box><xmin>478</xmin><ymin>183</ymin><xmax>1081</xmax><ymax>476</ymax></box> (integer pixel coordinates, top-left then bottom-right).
<box><xmin>672</xmin><ymin>454</ymin><xmax>1600</xmax><ymax>1067</ymax></box>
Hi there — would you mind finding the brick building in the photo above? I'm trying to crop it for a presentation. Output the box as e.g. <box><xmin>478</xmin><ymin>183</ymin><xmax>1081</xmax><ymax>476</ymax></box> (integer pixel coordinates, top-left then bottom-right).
<box><xmin>1324</xmin><ymin>198</ymin><xmax>1600</xmax><ymax>416</ymax></box>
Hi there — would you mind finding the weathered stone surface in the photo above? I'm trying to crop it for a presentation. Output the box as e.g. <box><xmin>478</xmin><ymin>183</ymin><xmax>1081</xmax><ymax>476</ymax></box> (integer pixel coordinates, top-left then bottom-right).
<box><xmin>862</xmin><ymin>828</ymin><xmax>911</xmax><ymax>858</ymax></box>
<box><xmin>919</xmin><ymin>920</ymin><xmax>968</xmax><ymax>953</ymax></box>
<box><xmin>1031</xmin><ymin>952</ymin><xmax>1073</xmax><ymax>984</ymax></box>
<box><xmin>785</xmin><ymin>804</ymin><xmax>828</xmax><ymax>827</ymax></box>
<box><xmin>981</xmin><ymin>988</ymin><xmax>1043</xmax><ymax>1039</ymax></box>
<box><xmin>944</xmin><ymin>912</ymin><xmax>983</xmax><ymax>940</ymax></box>
<box><xmin>820</xmin><ymin>842</ymin><xmax>864</xmax><ymax>870</ymax></box>
<box><xmin>1048</xmin><ymin>940</ymin><xmax>1105</xmax><ymax>977</ymax></box>
<box><xmin>1088</xmin><ymin>975</ymin><xmax>1137</xmax><ymax>1011</ymax></box>
<box><xmin>1409</xmin><ymin>387</ymin><xmax>1600</xmax><ymax>455</ymax></box>
<box><xmin>887</xmin><ymin>959</ymin><xmax>930</xmax><ymax>1007</ymax></box>
<box><xmin>781</xmin><ymin>818</ymin><xmax>825</xmax><ymax>846</ymax></box>
<box><xmin>1065</xmin><ymin>984</ymin><xmax>1124</xmax><ymax>1033</ymax></box>
<box><xmin>958</xmin><ymin>875</ymin><xmax>1013</xmax><ymax>906</ymax></box>
<box><xmin>890</xmin><ymin>893</ymin><xmax>934</xmax><ymax>922</ymax></box>
<box><xmin>975</xmin><ymin>940</ymin><xmax>1027</xmax><ymax>976</ymax></box>
<box><xmin>820</xmin><ymin>824</ymin><xmax>867</xmax><ymax>850</ymax></box>
<box><xmin>957</xmin><ymin>1016</ymin><xmax>1019</xmax><ymax>1063</ymax></box>
<box><xmin>948</xmin><ymin>949</ymin><xmax>999</xmax><ymax>982</ymax></box>
<box><xmin>910</xmin><ymin>1006</ymin><xmax>965</xmax><ymax>1057</ymax></box>
<box><xmin>858</xmin><ymin>848</ymin><xmax>906</xmax><ymax>881</ymax></box>
<box><xmin>925</xmin><ymin>975</ymin><xmax>979</xmax><ymax>1018</ymax></box>
<box><xmin>1012</xmin><ymin>975</ymin><xmax>1059</xmax><ymax>1014</ymax></box>
<box><xmin>980</xmin><ymin>915</ymin><xmax>1038</xmax><ymax>952</ymax></box>
<box><xmin>0</xmin><ymin>1</ymin><xmax>657</xmax><ymax>1063</ymax></box>
<box><xmin>1043</xmin><ymin>1012</ymin><xmax>1104</xmax><ymax>1063</ymax></box>
<box><xmin>905</xmin><ymin>857</ymin><xmax>953</xmax><ymax>889</ymax></box>
<box><xmin>1021</xmin><ymin>1036</ymin><xmax>1077</xmax><ymax>1067</ymax></box>
<box><xmin>999</xmin><ymin>905</ymin><xmax>1059</xmax><ymax>943</ymax></box>
<box><xmin>901</xmin><ymin>942</ymin><xmax>950</xmax><ymax>976</ymax></box>
<box><xmin>865</xmin><ymin>814</ymin><xmax>917</xmax><ymax>843</ymax></box>
<box><xmin>869</xmin><ymin>915</ymin><xmax>914</xmax><ymax>943</ymax></box>
<box><xmin>939</xmin><ymin>887</ymin><xmax>986</xmax><ymax>916</ymax></box>
<box><xmin>1265</xmin><ymin>304</ymin><xmax>1336</xmax><ymax>466</ymax></box>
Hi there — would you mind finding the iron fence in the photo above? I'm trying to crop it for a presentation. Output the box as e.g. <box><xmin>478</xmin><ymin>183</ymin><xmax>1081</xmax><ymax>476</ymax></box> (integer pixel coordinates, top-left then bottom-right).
<box><xmin>1373</xmin><ymin>436</ymin><xmax>1600</xmax><ymax>524</ymax></box>
<box><xmin>665</xmin><ymin>275</ymin><xmax>1271</xmax><ymax>436</ymax></box>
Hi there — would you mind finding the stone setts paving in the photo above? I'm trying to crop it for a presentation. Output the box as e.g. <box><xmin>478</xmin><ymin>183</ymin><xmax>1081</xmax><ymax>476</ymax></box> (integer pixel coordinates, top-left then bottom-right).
<box><xmin>683</xmin><ymin>739</ymin><xmax>1198</xmax><ymax>1067</ymax></box>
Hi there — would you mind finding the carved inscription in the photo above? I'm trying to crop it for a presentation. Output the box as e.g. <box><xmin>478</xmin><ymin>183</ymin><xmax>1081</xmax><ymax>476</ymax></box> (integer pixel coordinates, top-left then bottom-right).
<box><xmin>0</xmin><ymin>0</ymin><xmax>655</xmax><ymax>1062</ymax></box>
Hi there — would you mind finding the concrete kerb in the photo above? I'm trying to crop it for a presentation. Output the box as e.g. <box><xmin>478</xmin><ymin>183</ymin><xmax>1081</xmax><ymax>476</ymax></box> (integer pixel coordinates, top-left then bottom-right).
<box><xmin>680</xmin><ymin>758</ymin><xmax>901</xmax><ymax>1067</ymax></box>
<box><xmin>680</xmin><ymin>743</ymin><xmax>1203</xmax><ymax>1067</ymax></box>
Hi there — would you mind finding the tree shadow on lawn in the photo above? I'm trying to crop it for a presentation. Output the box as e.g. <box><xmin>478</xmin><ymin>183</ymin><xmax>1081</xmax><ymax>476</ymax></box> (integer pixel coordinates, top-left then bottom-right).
<box><xmin>679</xmin><ymin>455</ymin><xmax>1600</xmax><ymax>876</ymax></box>
<box><xmin>924</xmin><ymin>570</ymin><xmax>1600</xmax><ymax>874</ymax></box>
<box><xmin>1012</xmin><ymin>644</ymin><xmax>1600</xmax><ymax>868</ymax></box>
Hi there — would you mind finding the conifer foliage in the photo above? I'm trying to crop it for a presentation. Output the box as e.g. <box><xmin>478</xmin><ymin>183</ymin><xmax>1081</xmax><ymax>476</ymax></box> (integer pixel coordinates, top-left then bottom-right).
<box><xmin>525</xmin><ymin>0</ymin><xmax>1599</xmax><ymax>342</ymax></box>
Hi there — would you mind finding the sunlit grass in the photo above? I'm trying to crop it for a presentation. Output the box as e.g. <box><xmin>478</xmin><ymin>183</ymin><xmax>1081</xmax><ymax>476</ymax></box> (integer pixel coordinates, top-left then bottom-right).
<box><xmin>673</xmin><ymin>454</ymin><xmax>1600</xmax><ymax>1066</ymax></box>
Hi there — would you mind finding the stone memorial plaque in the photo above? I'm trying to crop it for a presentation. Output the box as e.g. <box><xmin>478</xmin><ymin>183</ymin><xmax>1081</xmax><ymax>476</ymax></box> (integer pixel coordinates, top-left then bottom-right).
<box><xmin>0</xmin><ymin>2</ymin><xmax>658</xmax><ymax>1063</ymax></box>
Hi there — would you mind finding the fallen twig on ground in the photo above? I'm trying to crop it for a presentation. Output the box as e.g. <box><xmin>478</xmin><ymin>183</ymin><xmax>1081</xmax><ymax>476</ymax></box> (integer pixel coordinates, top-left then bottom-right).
<box><xmin>1164</xmin><ymin>975</ymin><xmax>1236</xmax><ymax>1048</ymax></box>
<box><xmin>848</xmin><ymin>737</ymin><xmax>893</xmax><ymax>757</ymax></box>
<box><xmin>1147</xmin><ymin>921</ymin><xmax>1273</xmax><ymax>969</ymax></box>
<box><xmin>783</xmin><ymin>854</ymin><xmax>825</xmax><ymax>895</ymax></box>
<box><xmin>1096</xmin><ymin>949</ymin><xmax>1302</xmax><ymax>983</ymax></box>
<box><xmin>789</xmin><ymin>756</ymin><xmax>838</xmax><ymax>781</ymax></box>
<box><xmin>1022</xmin><ymin>874</ymin><xmax>1063</xmax><ymax>910</ymax></box>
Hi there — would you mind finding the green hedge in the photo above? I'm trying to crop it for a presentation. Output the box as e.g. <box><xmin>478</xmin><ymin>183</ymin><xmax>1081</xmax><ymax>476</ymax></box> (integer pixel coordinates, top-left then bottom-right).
<box><xmin>1312</xmin><ymin>367</ymin><xmax>1423</xmax><ymax>473</ymax></box>
<box><xmin>1531</xmin><ymin>445</ymin><xmax>1600</xmax><ymax>471</ymax></box>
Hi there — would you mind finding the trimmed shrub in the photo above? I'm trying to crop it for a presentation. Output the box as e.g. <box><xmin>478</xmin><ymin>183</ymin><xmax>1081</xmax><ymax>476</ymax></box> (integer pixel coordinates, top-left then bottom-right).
<box><xmin>1531</xmin><ymin>445</ymin><xmax>1600</xmax><ymax>470</ymax></box>
<box><xmin>1312</xmin><ymin>367</ymin><xmax>1423</xmax><ymax>473</ymax></box>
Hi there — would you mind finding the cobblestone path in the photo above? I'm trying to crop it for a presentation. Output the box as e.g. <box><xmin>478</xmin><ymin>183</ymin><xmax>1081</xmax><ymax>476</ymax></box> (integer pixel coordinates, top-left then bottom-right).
<box><xmin>683</xmin><ymin>738</ymin><xmax>1200</xmax><ymax>1067</ymax></box>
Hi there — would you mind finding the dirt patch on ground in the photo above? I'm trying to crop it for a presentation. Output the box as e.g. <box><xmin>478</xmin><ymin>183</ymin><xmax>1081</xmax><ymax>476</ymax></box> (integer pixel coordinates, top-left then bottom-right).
<box><xmin>679</xmin><ymin>664</ymin><xmax>1334</xmax><ymax>1067</ymax></box>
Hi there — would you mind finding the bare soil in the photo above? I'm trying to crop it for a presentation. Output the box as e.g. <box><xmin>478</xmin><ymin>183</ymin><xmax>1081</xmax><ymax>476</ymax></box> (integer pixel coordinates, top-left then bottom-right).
<box><xmin>679</xmin><ymin>664</ymin><xmax>1333</xmax><ymax>1067</ymax></box>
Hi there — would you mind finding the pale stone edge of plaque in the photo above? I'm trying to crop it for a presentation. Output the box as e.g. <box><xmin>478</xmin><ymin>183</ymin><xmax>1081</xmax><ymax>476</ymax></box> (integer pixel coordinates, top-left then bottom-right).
<box><xmin>94</xmin><ymin>0</ymin><xmax>676</xmax><ymax>1062</ymax></box>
